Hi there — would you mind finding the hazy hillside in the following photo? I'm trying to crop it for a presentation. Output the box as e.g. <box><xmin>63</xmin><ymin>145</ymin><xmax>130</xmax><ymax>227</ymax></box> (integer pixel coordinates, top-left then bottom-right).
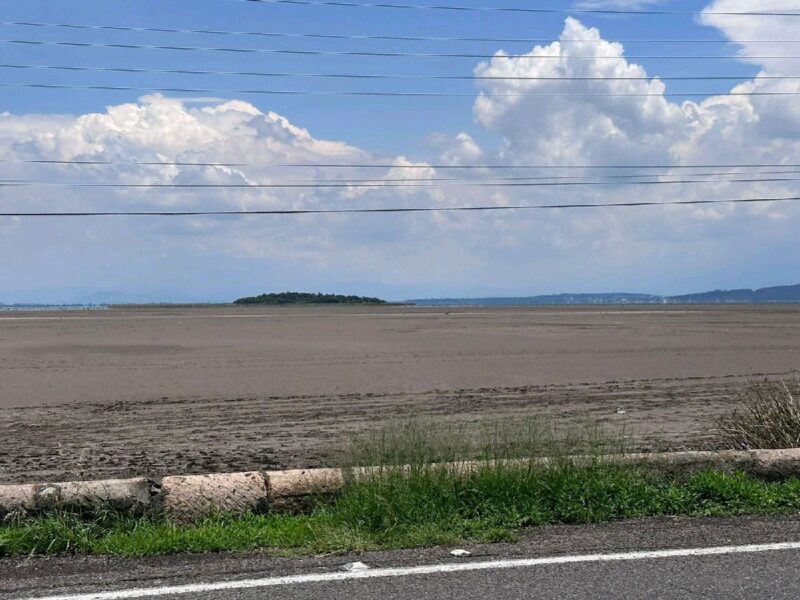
<box><xmin>667</xmin><ymin>283</ymin><xmax>800</xmax><ymax>304</ymax></box>
<box><xmin>410</xmin><ymin>284</ymin><xmax>800</xmax><ymax>306</ymax></box>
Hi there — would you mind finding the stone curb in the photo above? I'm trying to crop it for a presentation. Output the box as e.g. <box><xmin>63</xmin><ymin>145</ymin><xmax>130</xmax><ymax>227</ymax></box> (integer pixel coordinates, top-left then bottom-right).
<box><xmin>2</xmin><ymin>449</ymin><xmax>800</xmax><ymax>522</ymax></box>
<box><xmin>0</xmin><ymin>478</ymin><xmax>152</xmax><ymax>518</ymax></box>
<box><xmin>160</xmin><ymin>472</ymin><xmax>270</xmax><ymax>523</ymax></box>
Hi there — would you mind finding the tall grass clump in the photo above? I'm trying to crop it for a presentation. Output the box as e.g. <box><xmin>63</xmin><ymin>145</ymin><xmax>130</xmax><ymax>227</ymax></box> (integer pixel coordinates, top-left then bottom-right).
<box><xmin>330</xmin><ymin>418</ymin><xmax>644</xmax><ymax>544</ymax></box>
<box><xmin>339</xmin><ymin>417</ymin><xmax>625</xmax><ymax>468</ymax></box>
<box><xmin>717</xmin><ymin>379</ymin><xmax>800</xmax><ymax>450</ymax></box>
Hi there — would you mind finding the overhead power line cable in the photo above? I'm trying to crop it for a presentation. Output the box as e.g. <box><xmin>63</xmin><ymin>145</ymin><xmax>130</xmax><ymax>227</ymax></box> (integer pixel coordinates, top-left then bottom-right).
<box><xmin>3</xmin><ymin>82</ymin><xmax>800</xmax><ymax>98</ymax></box>
<box><xmin>232</xmin><ymin>0</ymin><xmax>800</xmax><ymax>17</ymax></box>
<box><xmin>4</xmin><ymin>175</ymin><xmax>800</xmax><ymax>189</ymax></box>
<box><xmin>6</xmin><ymin>170</ymin><xmax>800</xmax><ymax>182</ymax></box>
<box><xmin>3</xmin><ymin>20</ymin><xmax>798</xmax><ymax>45</ymax></box>
<box><xmin>3</xmin><ymin>196</ymin><xmax>799</xmax><ymax>217</ymax></box>
<box><xmin>4</xmin><ymin>159</ymin><xmax>800</xmax><ymax>170</ymax></box>
<box><xmin>3</xmin><ymin>63</ymin><xmax>799</xmax><ymax>83</ymax></box>
<box><xmin>4</xmin><ymin>39</ymin><xmax>800</xmax><ymax>61</ymax></box>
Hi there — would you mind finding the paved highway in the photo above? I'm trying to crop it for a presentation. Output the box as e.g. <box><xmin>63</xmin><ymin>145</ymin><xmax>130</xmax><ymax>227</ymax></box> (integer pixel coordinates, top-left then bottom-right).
<box><xmin>4</xmin><ymin>515</ymin><xmax>800</xmax><ymax>599</ymax></box>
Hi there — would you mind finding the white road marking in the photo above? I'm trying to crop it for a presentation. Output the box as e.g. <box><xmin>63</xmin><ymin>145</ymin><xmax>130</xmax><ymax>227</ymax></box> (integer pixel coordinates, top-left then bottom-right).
<box><xmin>16</xmin><ymin>541</ymin><xmax>800</xmax><ymax>600</ymax></box>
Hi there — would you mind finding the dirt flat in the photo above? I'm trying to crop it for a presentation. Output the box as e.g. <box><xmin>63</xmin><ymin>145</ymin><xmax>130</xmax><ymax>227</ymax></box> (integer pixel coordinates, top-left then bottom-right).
<box><xmin>1</xmin><ymin>305</ymin><xmax>798</xmax><ymax>483</ymax></box>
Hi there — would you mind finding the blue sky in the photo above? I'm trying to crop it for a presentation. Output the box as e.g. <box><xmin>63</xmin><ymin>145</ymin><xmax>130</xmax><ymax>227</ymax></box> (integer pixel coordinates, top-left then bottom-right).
<box><xmin>2</xmin><ymin>0</ymin><xmax>751</xmax><ymax>155</ymax></box>
<box><xmin>1</xmin><ymin>0</ymin><xmax>799</xmax><ymax>302</ymax></box>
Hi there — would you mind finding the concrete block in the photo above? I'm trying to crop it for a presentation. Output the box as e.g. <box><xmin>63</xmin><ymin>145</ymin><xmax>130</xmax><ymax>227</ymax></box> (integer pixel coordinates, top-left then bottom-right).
<box><xmin>160</xmin><ymin>472</ymin><xmax>269</xmax><ymax>522</ymax></box>
<box><xmin>0</xmin><ymin>478</ymin><xmax>151</xmax><ymax>518</ymax></box>
<box><xmin>623</xmin><ymin>450</ymin><xmax>755</xmax><ymax>475</ymax></box>
<box><xmin>0</xmin><ymin>485</ymin><xmax>36</xmax><ymax>517</ymax></box>
<box><xmin>266</xmin><ymin>468</ymin><xmax>345</xmax><ymax>510</ymax></box>
<box><xmin>749</xmin><ymin>448</ymin><xmax>800</xmax><ymax>479</ymax></box>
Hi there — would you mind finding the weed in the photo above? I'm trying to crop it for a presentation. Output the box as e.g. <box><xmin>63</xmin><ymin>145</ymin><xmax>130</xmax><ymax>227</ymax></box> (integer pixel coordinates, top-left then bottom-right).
<box><xmin>717</xmin><ymin>379</ymin><xmax>800</xmax><ymax>449</ymax></box>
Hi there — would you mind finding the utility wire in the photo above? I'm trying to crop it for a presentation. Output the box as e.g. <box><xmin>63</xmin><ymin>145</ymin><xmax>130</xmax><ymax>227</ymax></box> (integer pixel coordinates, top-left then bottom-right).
<box><xmin>4</xmin><ymin>82</ymin><xmax>799</xmax><ymax>98</ymax></box>
<box><xmin>4</xmin><ymin>39</ymin><xmax>800</xmax><ymax>60</ymax></box>
<box><xmin>4</xmin><ymin>159</ymin><xmax>799</xmax><ymax>170</ymax></box>
<box><xmin>2</xmin><ymin>63</ymin><xmax>799</xmax><ymax>82</ymax></box>
<box><xmin>6</xmin><ymin>170</ymin><xmax>800</xmax><ymax>182</ymax></box>
<box><xmin>3</xmin><ymin>196</ymin><xmax>799</xmax><ymax>217</ymax></box>
<box><xmin>2</xmin><ymin>20</ymin><xmax>797</xmax><ymax>45</ymax></box>
<box><xmin>4</xmin><ymin>176</ymin><xmax>800</xmax><ymax>188</ymax></box>
<box><xmin>232</xmin><ymin>0</ymin><xmax>800</xmax><ymax>18</ymax></box>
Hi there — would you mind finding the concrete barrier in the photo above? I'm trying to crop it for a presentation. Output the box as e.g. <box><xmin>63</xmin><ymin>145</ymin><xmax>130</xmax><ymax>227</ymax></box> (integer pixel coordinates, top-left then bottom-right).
<box><xmin>620</xmin><ymin>449</ymin><xmax>800</xmax><ymax>479</ymax></box>
<box><xmin>749</xmin><ymin>448</ymin><xmax>800</xmax><ymax>479</ymax></box>
<box><xmin>160</xmin><ymin>472</ymin><xmax>269</xmax><ymax>523</ymax></box>
<box><xmin>3</xmin><ymin>449</ymin><xmax>800</xmax><ymax>522</ymax></box>
<box><xmin>0</xmin><ymin>478</ymin><xmax>151</xmax><ymax>518</ymax></box>
<box><xmin>251</xmin><ymin>449</ymin><xmax>800</xmax><ymax>507</ymax></box>
<box><xmin>620</xmin><ymin>450</ymin><xmax>756</xmax><ymax>475</ymax></box>
<box><xmin>266</xmin><ymin>468</ymin><xmax>345</xmax><ymax>511</ymax></box>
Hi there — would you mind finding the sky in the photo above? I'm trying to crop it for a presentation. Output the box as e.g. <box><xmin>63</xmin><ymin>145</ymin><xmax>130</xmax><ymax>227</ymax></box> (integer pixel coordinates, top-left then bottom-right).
<box><xmin>1</xmin><ymin>0</ymin><xmax>799</xmax><ymax>303</ymax></box>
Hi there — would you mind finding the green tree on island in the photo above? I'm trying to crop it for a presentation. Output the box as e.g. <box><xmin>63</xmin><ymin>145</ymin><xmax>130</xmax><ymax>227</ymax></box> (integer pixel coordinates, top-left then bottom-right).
<box><xmin>233</xmin><ymin>292</ymin><xmax>387</xmax><ymax>305</ymax></box>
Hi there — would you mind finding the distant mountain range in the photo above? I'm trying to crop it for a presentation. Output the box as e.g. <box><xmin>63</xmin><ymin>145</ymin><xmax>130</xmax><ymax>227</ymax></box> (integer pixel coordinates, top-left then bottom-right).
<box><xmin>409</xmin><ymin>284</ymin><xmax>800</xmax><ymax>306</ymax></box>
<box><xmin>668</xmin><ymin>284</ymin><xmax>800</xmax><ymax>304</ymax></box>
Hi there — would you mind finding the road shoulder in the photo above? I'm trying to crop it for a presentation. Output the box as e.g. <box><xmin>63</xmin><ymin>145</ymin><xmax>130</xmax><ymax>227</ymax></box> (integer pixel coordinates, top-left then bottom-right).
<box><xmin>4</xmin><ymin>513</ymin><xmax>800</xmax><ymax>598</ymax></box>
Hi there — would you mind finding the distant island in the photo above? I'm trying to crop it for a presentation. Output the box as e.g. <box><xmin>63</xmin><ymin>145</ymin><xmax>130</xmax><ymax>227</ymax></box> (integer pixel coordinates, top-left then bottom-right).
<box><xmin>233</xmin><ymin>292</ymin><xmax>388</xmax><ymax>305</ymax></box>
<box><xmin>410</xmin><ymin>283</ymin><xmax>800</xmax><ymax>306</ymax></box>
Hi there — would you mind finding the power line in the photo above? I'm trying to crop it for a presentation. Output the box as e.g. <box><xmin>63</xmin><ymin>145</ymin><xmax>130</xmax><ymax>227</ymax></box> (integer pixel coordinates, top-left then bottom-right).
<box><xmin>4</xmin><ymin>159</ymin><xmax>799</xmax><ymax>170</ymax></box>
<box><xmin>3</xmin><ymin>20</ymin><xmax>797</xmax><ymax>45</ymax></box>
<box><xmin>4</xmin><ymin>82</ymin><xmax>800</xmax><ymax>98</ymax></box>
<box><xmin>3</xmin><ymin>195</ymin><xmax>799</xmax><ymax>217</ymax></box>
<box><xmin>6</xmin><ymin>170</ymin><xmax>800</xmax><ymax>182</ymax></box>
<box><xmin>4</xmin><ymin>175</ymin><xmax>800</xmax><ymax>189</ymax></box>
<box><xmin>5</xmin><ymin>39</ymin><xmax>800</xmax><ymax>60</ymax></box>
<box><xmin>232</xmin><ymin>0</ymin><xmax>800</xmax><ymax>18</ymax></box>
<box><xmin>3</xmin><ymin>63</ymin><xmax>798</xmax><ymax>83</ymax></box>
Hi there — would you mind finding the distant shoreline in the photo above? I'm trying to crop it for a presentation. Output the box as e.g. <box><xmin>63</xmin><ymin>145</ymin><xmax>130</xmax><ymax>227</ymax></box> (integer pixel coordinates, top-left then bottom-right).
<box><xmin>410</xmin><ymin>284</ymin><xmax>800</xmax><ymax>306</ymax></box>
<box><xmin>409</xmin><ymin>299</ymin><xmax>800</xmax><ymax>307</ymax></box>
<box><xmin>0</xmin><ymin>305</ymin><xmax>108</xmax><ymax>311</ymax></box>
<box><xmin>4</xmin><ymin>282</ymin><xmax>799</xmax><ymax>309</ymax></box>
<box><xmin>3</xmin><ymin>302</ymin><xmax>800</xmax><ymax>313</ymax></box>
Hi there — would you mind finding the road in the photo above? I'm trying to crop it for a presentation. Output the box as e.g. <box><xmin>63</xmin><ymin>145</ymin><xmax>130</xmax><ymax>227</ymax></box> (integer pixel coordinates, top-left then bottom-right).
<box><xmin>4</xmin><ymin>515</ymin><xmax>800</xmax><ymax>599</ymax></box>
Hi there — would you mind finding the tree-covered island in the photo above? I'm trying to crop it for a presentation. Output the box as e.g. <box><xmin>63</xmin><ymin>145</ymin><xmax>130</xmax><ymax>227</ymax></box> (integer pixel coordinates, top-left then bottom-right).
<box><xmin>233</xmin><ymin>292</ymin><xmax>388</xmax><ymax>305</ymax></box>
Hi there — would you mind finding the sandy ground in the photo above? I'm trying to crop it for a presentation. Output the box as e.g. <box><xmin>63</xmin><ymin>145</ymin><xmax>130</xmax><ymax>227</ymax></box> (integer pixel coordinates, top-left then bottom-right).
<box><xmin>1</xmin><ymin>305</ymin><xmax>798</xmax><ymax>483</ymax></box>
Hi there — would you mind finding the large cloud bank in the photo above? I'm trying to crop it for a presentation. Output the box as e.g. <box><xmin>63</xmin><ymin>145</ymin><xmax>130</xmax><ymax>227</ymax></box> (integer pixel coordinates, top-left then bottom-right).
<box><xmin>472</xmin><ymin>15</ymin><xmax>799</xmax><ymax>172</ymax></box>
<box><xmin>1</xmin><ymin>4</ymin><xmax>799</xmax><ymax>301</ymax></box>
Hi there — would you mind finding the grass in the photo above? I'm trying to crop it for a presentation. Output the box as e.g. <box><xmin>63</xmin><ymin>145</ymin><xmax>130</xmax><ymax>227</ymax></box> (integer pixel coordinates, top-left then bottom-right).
<box><xmin>338</xmin><ymin>417</ymin><xmax>627</xmax><ymax>467</ymax></box>
<box><xmin>4</xmin><ymin>465</ymin><xmax>800</xmax><ymax>558</ymax></box>
<box><xmin>4</xmin><ymin>417</ymin><xmax>800</xmax><ymax>558</ymax></box>
<box><xmin>717</xmin><ymin>379</ymin><xmax>800</xmax><ymax>450</ymax></box>
<box><xmin>0</xmin><ymin>464</ymin><xmax>800</xmax><ymax>556</ymax></box>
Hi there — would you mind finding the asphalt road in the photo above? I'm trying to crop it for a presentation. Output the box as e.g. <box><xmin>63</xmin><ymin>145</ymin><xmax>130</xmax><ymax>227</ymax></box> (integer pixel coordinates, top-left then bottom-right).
<box><xmin>5</xmin><ymin>514</ymin><xmax>800</xmax><ymax>600</ymax></box>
